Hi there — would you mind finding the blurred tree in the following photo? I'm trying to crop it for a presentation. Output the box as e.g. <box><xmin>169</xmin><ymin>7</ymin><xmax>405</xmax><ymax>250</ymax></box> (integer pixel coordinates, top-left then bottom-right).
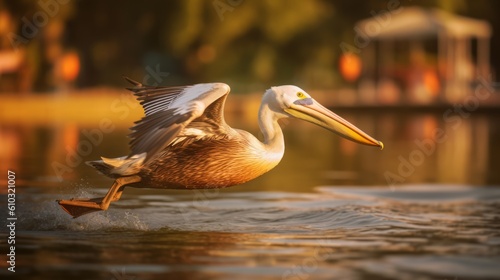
<box><xmin>2</xmin><ymin>0</ymin><xmax>499</xmax><ymax>92</ymax></box>
<box><xmin>0</xmin><ymin>0</ymin><xmax>75</xmax><ymax>92</ymax></box>
<box><xmin>162</xmin><ymin>0</ymin><xmax>333</xmax><ymax>90</ymax></box>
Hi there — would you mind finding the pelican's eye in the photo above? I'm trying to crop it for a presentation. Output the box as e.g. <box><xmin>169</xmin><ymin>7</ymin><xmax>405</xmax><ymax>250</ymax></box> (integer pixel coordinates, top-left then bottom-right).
<box><xmin>296</xmin><ymin>92</ymin><xmax>306</xmax><ymax>99</ymax></box>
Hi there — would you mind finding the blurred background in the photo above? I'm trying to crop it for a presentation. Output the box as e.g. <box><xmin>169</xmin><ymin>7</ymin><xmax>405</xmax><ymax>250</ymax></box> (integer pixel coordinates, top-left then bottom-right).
<box><xmin>1</xmin><ymin>0</ymin><xmax>500</xmax><ymax>190</ymax></box>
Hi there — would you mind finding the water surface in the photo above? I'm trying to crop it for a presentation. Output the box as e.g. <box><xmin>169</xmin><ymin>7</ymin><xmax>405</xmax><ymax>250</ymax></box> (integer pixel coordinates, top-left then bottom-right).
<box><xmin>1</xmin><ymin>110</ymin><xmax>500</xmax><ymax>279</ymax></box>
<box><xmin>2</xmin><ymin>184</ymin><xmax>500</xmax><ymax>279</ymax></box>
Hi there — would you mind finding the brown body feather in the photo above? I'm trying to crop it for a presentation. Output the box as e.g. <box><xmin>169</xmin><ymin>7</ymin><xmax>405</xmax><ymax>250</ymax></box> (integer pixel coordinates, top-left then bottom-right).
<box><xmin>139</xmin><ymin>130</ymin><xmax>281</xmax><ymax>189</ymax></box>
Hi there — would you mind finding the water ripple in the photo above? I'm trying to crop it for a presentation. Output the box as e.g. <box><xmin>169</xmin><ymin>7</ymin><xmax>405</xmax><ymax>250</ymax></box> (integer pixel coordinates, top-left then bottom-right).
<box><xmin>3</xmin><ymin>184</ymin><xmax>500</xmax><ymax>279</ymax></box>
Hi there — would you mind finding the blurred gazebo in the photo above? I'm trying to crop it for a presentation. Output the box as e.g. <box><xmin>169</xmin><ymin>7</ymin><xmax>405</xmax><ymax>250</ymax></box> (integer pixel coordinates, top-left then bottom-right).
<box><xmin>355</xmin><ymin>7</ymin><xmax>492</xmax><ymax>105</ymax></box>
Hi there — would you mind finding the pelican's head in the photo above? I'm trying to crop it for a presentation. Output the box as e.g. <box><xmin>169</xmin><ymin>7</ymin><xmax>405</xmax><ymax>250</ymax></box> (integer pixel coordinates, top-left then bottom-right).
<box><xmin>264</xmin><ymin>85</ymin><xmax>384</xmax><ymax>149</ymax></box>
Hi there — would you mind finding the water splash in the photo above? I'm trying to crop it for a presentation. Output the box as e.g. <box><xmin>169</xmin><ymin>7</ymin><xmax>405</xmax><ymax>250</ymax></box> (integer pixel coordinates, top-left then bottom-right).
<box><xmin>15</xmin><ymin>184</ymin><xmax>148</xmax><ymax>231</ymax></box>
<box><xmin>11</xmin><ymin>184</ymin><xmax>500</xmax><ymax>234</ymax></box>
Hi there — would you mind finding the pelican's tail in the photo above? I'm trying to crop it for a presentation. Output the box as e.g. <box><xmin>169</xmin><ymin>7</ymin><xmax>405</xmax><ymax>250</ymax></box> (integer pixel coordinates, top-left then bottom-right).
<box><xmin>86</xmin><ymin>153</ymin><xmax>146</xmax><ymax>178</ymax></box>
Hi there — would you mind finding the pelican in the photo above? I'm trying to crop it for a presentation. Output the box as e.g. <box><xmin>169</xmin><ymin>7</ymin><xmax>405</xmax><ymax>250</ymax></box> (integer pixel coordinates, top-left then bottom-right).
<box><xmin>58</xmin><ymin>77</ymin><xmax>383</xmax><ymax>218</ymax></box>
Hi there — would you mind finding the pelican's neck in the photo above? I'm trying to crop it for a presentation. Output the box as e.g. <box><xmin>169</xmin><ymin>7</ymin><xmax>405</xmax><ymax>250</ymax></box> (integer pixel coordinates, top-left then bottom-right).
<box><xmin>258</xmin><ymin>102</ymin><xmax>285</xmax><ymax>155</ymax></box>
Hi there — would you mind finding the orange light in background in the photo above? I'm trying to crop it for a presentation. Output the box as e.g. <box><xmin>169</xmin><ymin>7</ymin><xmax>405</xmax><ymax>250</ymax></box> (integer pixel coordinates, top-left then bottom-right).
<box><xmin>0</xmin><ymin>10</ymin><xmax>12</xmax><ymax>34</ymax></box>
<box><xmin>60</xmin><ymin>51</ymin><xmax>80</xmax><ymax>82</ymax></box>
<box><xmin>422</xmin><ymin>115</ymin><xmax>438</xmax><ymax>140</ymax></box>
<box><xmin>423</xmin><ymin>69</ymin><xmax>440</xmax><ymax>96</ymax></box>
<box><xmin>339</xmin><ymin>53</ymin><xmax>362</xmax><ymax>82</ymax></box>
<box><xmin>0</xmin><ymin>50</ymin><xmax>24</xmax><ymax>73</ymax></box>
<box><xmin>197</xmin><ymin>44</ymin><xmax>216</xmax><ymax>64</ymax></box>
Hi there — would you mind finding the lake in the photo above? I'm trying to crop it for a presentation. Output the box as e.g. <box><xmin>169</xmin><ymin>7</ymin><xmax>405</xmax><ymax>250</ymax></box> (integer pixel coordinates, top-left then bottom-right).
<box><xmin>1</xmin><ymin>107</ymin><xmax>500</xmax><ymax>279</ymax></box>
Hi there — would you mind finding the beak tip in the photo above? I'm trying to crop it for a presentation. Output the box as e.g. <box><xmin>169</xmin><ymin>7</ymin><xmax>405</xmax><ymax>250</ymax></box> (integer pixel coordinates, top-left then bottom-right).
<box><xmin>378</xmin><ymin>141</ymin><xmax>384</xmax><ymax>150</ymax></box>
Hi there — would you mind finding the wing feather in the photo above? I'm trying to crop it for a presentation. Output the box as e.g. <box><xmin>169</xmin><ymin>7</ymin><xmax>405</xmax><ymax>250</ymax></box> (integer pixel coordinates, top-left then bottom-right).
<box><xmin>124</xmin><ymin>77</ymin><xmax>231</xmax><ymax>163</ymax></box>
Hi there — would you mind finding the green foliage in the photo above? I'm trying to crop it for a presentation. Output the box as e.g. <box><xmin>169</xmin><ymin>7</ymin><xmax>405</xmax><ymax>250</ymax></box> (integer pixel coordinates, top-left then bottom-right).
<box><xmin>2</xmin><ymin>0</ymin><xmax>499</xmax><ymax>91</ymax></box>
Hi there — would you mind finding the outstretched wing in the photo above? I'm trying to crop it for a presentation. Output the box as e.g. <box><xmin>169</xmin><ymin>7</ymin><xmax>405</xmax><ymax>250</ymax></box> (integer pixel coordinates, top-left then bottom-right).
<box><xmin>124</xmin><ymin>77</ymin><xmax>231</xmax><ymax>163</ymax></box>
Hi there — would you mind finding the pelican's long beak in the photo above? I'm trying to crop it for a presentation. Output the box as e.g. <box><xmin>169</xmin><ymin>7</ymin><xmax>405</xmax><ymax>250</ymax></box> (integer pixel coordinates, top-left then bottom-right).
<box><xmin>285</xmin><ymin>98</ymin><xmax>384</xmax><ymax>149</ymax></box>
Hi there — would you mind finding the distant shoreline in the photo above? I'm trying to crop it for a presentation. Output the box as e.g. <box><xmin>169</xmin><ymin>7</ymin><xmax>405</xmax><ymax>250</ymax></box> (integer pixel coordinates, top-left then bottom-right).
<box><xmin>1</xmin><ymin>88</ymin><xmax>499</xmax><ymax>126</ymax></box>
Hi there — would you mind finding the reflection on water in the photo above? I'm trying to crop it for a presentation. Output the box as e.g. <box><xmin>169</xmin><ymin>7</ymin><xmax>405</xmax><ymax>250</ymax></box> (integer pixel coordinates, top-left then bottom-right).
<box><xmin>1</xmin><ymin>110</ymin><xmax>499</xmax><ymax>189</ymax></box>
